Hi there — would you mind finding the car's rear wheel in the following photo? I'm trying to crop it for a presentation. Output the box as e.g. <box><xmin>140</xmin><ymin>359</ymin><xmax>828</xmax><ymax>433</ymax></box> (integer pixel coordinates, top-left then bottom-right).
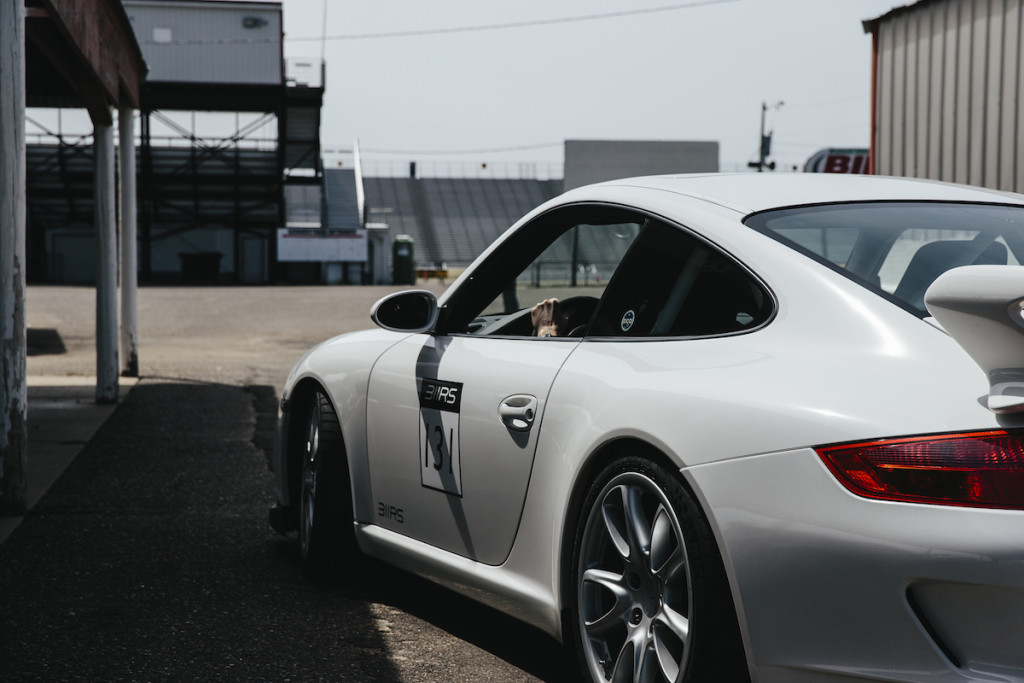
<box><xmin>569</xmin><ymin>456</ymin><xmax>748</xmax><ymax>682</ymax></box>
<box><xmin>298</xmin><ymin>389</ymin><xmax>354</xmax><ymax>579</ymax></box>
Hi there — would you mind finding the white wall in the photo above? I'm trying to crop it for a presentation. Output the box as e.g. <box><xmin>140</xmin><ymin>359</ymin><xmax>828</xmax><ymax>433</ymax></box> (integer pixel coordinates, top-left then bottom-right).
<box><xmin>124</xmin><ymin>1</ymin><xmax>282</xmax><ymax>85</ymax></box>
<box><xmin>563</xmin><ymin>140</ymin><xmax>719</xmax><ymax>191</ymax></box>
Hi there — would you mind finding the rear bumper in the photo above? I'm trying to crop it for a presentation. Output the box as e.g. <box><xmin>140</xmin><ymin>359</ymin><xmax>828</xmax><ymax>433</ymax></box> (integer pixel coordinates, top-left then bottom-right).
<box><xmin>687</xmin><ymin>447</ymin><xmax>1024</xmax><ymax>681</ymax></box>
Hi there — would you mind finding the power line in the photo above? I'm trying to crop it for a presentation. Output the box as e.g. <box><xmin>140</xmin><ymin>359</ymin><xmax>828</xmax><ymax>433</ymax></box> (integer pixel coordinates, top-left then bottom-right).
<box><xmin>784</xmin><ymin>95</ymin><xmax>870</xmax><ymax>109</ymax></box>
<box><xmin>319</xmin><ymin>0</ymin><xmax>328</xmax><ymax>62</ymax></box>
<box><xmin>140</xmin><ymin>0</ymin><xmax>741</xmax><ymax>46</ymax></box>
<box><xmin>139</xmin><ymin>0</ymin><xmax>741</xmax><ymax>46</ymax></box>
<box><xmin>324</xmin><ymin>142</ymin><xmax>565</xmax><ymax>156</ymax></box>
<box><xmin>301</xmin><ymin>0</ymin><xmax>741</xmax><ymax>41</ymax></box>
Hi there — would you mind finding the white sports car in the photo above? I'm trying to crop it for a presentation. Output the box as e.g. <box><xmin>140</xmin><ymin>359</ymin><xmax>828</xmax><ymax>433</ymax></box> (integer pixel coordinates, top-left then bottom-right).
<box><xmin>269</xmin><ymin>174</ymin><xmax>1024</xmax><ymax>682</ymax></box>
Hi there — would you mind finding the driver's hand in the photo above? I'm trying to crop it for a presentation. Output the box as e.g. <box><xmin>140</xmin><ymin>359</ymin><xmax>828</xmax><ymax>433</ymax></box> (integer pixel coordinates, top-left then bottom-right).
<box><xmin>531</xmin><ymin>298</ymin><xmax>565</xmax><ymax>337</ymax></box>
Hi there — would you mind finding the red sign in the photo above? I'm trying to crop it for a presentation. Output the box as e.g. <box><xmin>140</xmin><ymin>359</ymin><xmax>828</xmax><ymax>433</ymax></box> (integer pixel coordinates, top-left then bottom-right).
<box><xmin>804</xmin><ymin>148</ymin><xmax>870</xmax><ymax>174</ymax></box>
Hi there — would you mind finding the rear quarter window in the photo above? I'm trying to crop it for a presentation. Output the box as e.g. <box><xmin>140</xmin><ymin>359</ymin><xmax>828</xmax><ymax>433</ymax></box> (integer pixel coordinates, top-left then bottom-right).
<box><xmin>588</xmin><ymin>220</ymin><xmax>774</xmax><ymax>338</ymax></box>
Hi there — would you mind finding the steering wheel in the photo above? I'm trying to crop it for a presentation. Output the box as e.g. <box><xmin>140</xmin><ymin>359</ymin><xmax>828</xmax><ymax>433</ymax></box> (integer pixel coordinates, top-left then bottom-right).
<box><xmin>473</xmin><ymin>295</ymin><xmax>600</xmax><ymax>337</ymax></box>
<box><xmin>558</xmin><ymin>296</ymin><xmax>600</xmax><ymax>337</ymax></box>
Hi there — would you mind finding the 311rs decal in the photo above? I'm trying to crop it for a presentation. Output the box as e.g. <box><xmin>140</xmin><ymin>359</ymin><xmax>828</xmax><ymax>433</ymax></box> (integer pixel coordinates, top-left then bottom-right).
<box><xmin>419</xmin><ymin>378</ymin><xmax>463</xmax><ymax>496</ymax></box>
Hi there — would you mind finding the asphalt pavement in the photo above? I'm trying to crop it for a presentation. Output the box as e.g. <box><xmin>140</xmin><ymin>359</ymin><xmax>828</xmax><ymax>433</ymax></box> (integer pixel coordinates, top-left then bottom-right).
<box><xmin>0</xmin><ymin>285</ymin><xmax>580</xmax><ymax>682</ymax></box>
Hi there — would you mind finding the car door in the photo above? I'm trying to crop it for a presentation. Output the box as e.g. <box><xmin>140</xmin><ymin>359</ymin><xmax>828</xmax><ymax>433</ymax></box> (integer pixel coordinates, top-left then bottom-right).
<box><xmin>364</xmin><ymin>206</ymin><xmax>645</xmax><ymax>565</ymax></box>
<box><xmin>366</xmin><ymin>334</ymin><xmax>576</xmax><ymax>564</ymax></box>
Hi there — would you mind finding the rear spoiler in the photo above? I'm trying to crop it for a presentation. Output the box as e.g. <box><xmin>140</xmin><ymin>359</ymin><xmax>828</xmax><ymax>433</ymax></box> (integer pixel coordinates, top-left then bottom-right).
<box><xmin>925</xmin><ymin>265</ymin><xmax>1024</xmax><ymax>414</ymax></box>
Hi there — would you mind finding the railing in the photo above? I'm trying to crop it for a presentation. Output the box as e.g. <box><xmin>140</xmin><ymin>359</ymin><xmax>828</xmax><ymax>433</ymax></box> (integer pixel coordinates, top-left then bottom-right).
<box><xmin>336</xmin><ymin>157</ymin><xmax>564</xmax><ymax>180</ymax></box>
<box><xmin>26</xmin><ymin>134</ymin><xmax>278</xmax><ymax>153</ymax></box>
<box><xmin>26</xmin><ymin>109</ymin><xmax>280</xmax><ymax>150</ymax></box>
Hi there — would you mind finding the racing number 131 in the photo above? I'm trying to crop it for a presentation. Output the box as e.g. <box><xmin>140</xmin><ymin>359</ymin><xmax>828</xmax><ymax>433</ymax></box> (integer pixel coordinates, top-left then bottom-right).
<box><xmin>419</xmin><ymin>378</ymin><xmax>463</xmax><ymax>496</ymax></box>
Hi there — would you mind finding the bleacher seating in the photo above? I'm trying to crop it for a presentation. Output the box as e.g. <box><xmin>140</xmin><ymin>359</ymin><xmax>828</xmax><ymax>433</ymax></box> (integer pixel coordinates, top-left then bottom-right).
<box><xmin>362</xmin><ymin>177</ymin><xmax>563</xmax><ymax>267</ymax></box>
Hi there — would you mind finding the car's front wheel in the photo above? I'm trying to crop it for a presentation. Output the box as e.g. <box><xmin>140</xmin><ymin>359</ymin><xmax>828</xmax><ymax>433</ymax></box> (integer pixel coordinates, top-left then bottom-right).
<box><xmin>568</xmin><ymin>456</ymin><xmax>748</xmax><ymax>682</ymax></box>
<box><xmin>298</xmin><ymin>389</ymin><xmax>354</xmax><ymax>579</ymax></box>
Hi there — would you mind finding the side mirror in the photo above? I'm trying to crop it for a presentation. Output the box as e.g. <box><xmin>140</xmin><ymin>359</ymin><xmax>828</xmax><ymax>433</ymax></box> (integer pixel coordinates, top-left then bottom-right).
<box><xmin>370</xmin><ymin>290</ymin><xmax>439</xmax><ymax>333</ymax></box>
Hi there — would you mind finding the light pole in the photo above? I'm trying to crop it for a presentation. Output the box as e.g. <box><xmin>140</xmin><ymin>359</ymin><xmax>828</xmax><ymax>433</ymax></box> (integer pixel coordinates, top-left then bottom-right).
<box><xmin>748</xmin><ymin>100</ymin><xmax>784</xmax><ymax>172</ymax></box>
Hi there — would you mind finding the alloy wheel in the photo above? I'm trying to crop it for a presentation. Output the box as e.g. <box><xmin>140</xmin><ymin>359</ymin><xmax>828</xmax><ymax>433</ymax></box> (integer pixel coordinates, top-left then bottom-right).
<box><xmin>577</xmin><ymin>471</ymin><xmax>693</xmax><ymax>682</ymax></box>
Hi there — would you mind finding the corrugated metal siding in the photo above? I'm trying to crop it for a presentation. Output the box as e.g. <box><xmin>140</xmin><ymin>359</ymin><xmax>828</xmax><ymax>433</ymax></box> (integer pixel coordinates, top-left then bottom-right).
<box><xmin>124</xmin><ymin>1</ymin><xmax>281</xmax><ymax>85</ymax></box>
<box><xmin>873</xmin><ymin>0</ymin><xmax>1023</xmax><ymax>192</ymax></box>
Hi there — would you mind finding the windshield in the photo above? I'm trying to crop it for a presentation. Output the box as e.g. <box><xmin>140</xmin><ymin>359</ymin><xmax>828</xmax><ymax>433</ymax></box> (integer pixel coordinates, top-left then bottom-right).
<box><xmin>745</xmin><ymin>202</ymin><xmax>1024</xmax><ymax>316</ymax></box>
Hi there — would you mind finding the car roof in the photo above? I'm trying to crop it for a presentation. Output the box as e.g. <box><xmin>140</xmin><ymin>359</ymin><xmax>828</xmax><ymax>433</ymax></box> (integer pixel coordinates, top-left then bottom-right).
<box><xmin>576</xmin><ymin>173</ymin><xmax>1024</xmax><ymax>216</ymax></box>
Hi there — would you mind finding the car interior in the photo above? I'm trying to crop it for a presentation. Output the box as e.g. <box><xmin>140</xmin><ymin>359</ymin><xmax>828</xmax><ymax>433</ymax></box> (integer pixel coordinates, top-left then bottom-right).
<box><xmin>457</xmin><ymin>209</ymin><xmax>773</xmax><ymax>340</ymax></box>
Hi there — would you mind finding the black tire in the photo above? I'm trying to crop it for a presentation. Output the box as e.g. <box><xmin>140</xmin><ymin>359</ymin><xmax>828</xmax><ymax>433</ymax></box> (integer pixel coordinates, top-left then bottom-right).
<box><xmin>567</xmin><ymin>456</ymin><xmax>749</xmax><ymax>682</ymax></box>
<box><xmin>298</xmin><ymin>390</ymin><xmax>356</xmax><ymax>579</ymax></box>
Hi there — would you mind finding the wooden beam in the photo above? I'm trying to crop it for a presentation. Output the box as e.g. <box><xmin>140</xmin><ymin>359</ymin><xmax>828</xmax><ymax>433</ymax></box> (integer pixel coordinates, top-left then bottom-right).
<box><xmin>27</xmin><ymin>0</ymin><xmax>145</xmax><ymax>121</ymax></box>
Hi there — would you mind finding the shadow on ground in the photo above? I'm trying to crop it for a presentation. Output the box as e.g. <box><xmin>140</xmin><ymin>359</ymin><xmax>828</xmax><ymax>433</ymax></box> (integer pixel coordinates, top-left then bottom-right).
<box><xmin>27</xmin><ymin>327</ymin><xmax>66</xmax><ymax>356</ymax></box>
<box><xmin>0</xmin><ymin>380</ymin><xmax>579</xmax><ymax>682</ymax></box>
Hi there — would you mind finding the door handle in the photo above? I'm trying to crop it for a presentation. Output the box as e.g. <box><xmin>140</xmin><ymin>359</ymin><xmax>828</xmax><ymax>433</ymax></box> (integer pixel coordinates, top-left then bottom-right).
<box><xmin>499</xmin><ymin>395</ymin><xmax>538</xmax><ymax>432</ymax></box>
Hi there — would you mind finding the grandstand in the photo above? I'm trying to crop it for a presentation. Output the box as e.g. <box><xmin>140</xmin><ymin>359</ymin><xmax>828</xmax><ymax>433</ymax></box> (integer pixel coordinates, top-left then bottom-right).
<box><xmin>352</xmin><ymin>139</ymin><xmax>718</xmax><ymax>275</ymax></box>
<box><xmin>27</xmin><ymin>138</ymin><xmax>283</xmax><ymax>283</ymax></box>
<box><xmin>359</xmin><ymin>176</ymin><xmax>563</xmax><ymax>269</ymax></box>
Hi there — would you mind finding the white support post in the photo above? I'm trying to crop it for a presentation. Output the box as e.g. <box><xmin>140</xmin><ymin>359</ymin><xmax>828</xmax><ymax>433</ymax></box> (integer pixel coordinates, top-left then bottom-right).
<box><xmin>0</xmin><ymin>0</ymin><xmax>27</xmax><ymax>514</ymax></box>
<box><xmin>118</xmin><ymin>107</ymin><xmax>138</xmax><ymax>377</ymax></box>
<box><xmin>95</xmin><ymin>118</ymin><xmax>119</xmax><ymax>403</ymax></box>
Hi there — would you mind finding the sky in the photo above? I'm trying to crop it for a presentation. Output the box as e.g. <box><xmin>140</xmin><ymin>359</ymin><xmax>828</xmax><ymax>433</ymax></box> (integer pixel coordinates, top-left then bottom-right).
<box><xmin>277</xmin><ymin>0</ymin><xmax>904</xmax><ymax>175</ymax></box>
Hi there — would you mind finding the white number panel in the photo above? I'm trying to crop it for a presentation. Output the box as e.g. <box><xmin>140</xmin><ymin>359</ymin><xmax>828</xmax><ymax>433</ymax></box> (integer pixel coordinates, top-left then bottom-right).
<box><xmin>419</xmin><ymin>379</ymin><xmax>463</xmax><ymax>496</ymax></box>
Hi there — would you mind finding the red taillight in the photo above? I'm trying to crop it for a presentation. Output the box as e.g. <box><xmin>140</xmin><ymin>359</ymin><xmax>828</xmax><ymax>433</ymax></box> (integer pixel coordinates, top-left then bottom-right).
<box><xmin>816</xmin><ymin>430</ymin><xmax>1024</xmax><ymax>510</ymax></box>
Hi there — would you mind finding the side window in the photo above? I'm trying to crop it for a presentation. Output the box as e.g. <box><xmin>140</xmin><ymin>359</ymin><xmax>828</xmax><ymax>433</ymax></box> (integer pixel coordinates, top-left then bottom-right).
<box><xmin>588</xmin><ymin>220</ymin><xmax>772</xmax><ymax>338</ymax></box>
<box><xmin>476</xmin><ymin>222</ymin><xmax>641</xmax><ymax>318</ymax></box>
<box><xmin>446</xmin><ymin>207</ymin><xmax>644</xmax><ymax>337</ymax></box>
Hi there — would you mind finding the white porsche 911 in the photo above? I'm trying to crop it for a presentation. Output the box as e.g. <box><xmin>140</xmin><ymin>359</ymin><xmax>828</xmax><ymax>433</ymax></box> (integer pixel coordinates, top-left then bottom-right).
<box><xmin>269</xmin><ymin>173</ymin><xmax>1024</xmax><ymax>682</ymax></box>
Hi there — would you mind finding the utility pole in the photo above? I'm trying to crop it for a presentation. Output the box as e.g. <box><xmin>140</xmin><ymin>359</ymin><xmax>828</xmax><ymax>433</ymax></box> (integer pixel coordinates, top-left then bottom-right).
<box><xmin>748</xmin><ymin>100</ymin><xmax>784</xmax><ymax>172</ymax></box>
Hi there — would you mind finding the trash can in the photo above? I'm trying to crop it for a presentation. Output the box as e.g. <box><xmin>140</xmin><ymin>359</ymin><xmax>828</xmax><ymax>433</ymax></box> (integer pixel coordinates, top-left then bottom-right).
<box><xmin>392</xmin><ymin>235</ymin><xmax>415</xmax><ymax>285</ymax></box>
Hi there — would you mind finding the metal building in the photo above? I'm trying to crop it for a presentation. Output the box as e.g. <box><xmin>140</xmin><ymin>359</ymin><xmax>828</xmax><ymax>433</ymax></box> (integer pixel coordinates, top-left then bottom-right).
<box><xmin>127</xmin><ymin>0</ymin><xmax>282</xmax><ymax>86</ymax></box>
<box><xmin>563</xmin><ymin>140</ymin><xmax>719</xmax><ymax>191</ymax></box>
<box><xmin>864</xmin><ymin>0</ymin><xmax>1024</xmax><ymax>192</ymax></box>
<box><xmin>27</xmin><ymin>0</ymin><xmax>324</xmax><ymax>285</ymax></box>
<box><xmin>129</xmin><ymin>0</ymin><xmax>322</xmax><ymax>284</ymax></box>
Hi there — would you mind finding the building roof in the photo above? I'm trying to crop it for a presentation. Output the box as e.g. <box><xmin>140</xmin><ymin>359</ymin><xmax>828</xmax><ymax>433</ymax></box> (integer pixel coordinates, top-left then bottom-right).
<box><xmin>863</xmin><ymin>1</ymin><xmax>931</xmax><ymax>32</ymax></box>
